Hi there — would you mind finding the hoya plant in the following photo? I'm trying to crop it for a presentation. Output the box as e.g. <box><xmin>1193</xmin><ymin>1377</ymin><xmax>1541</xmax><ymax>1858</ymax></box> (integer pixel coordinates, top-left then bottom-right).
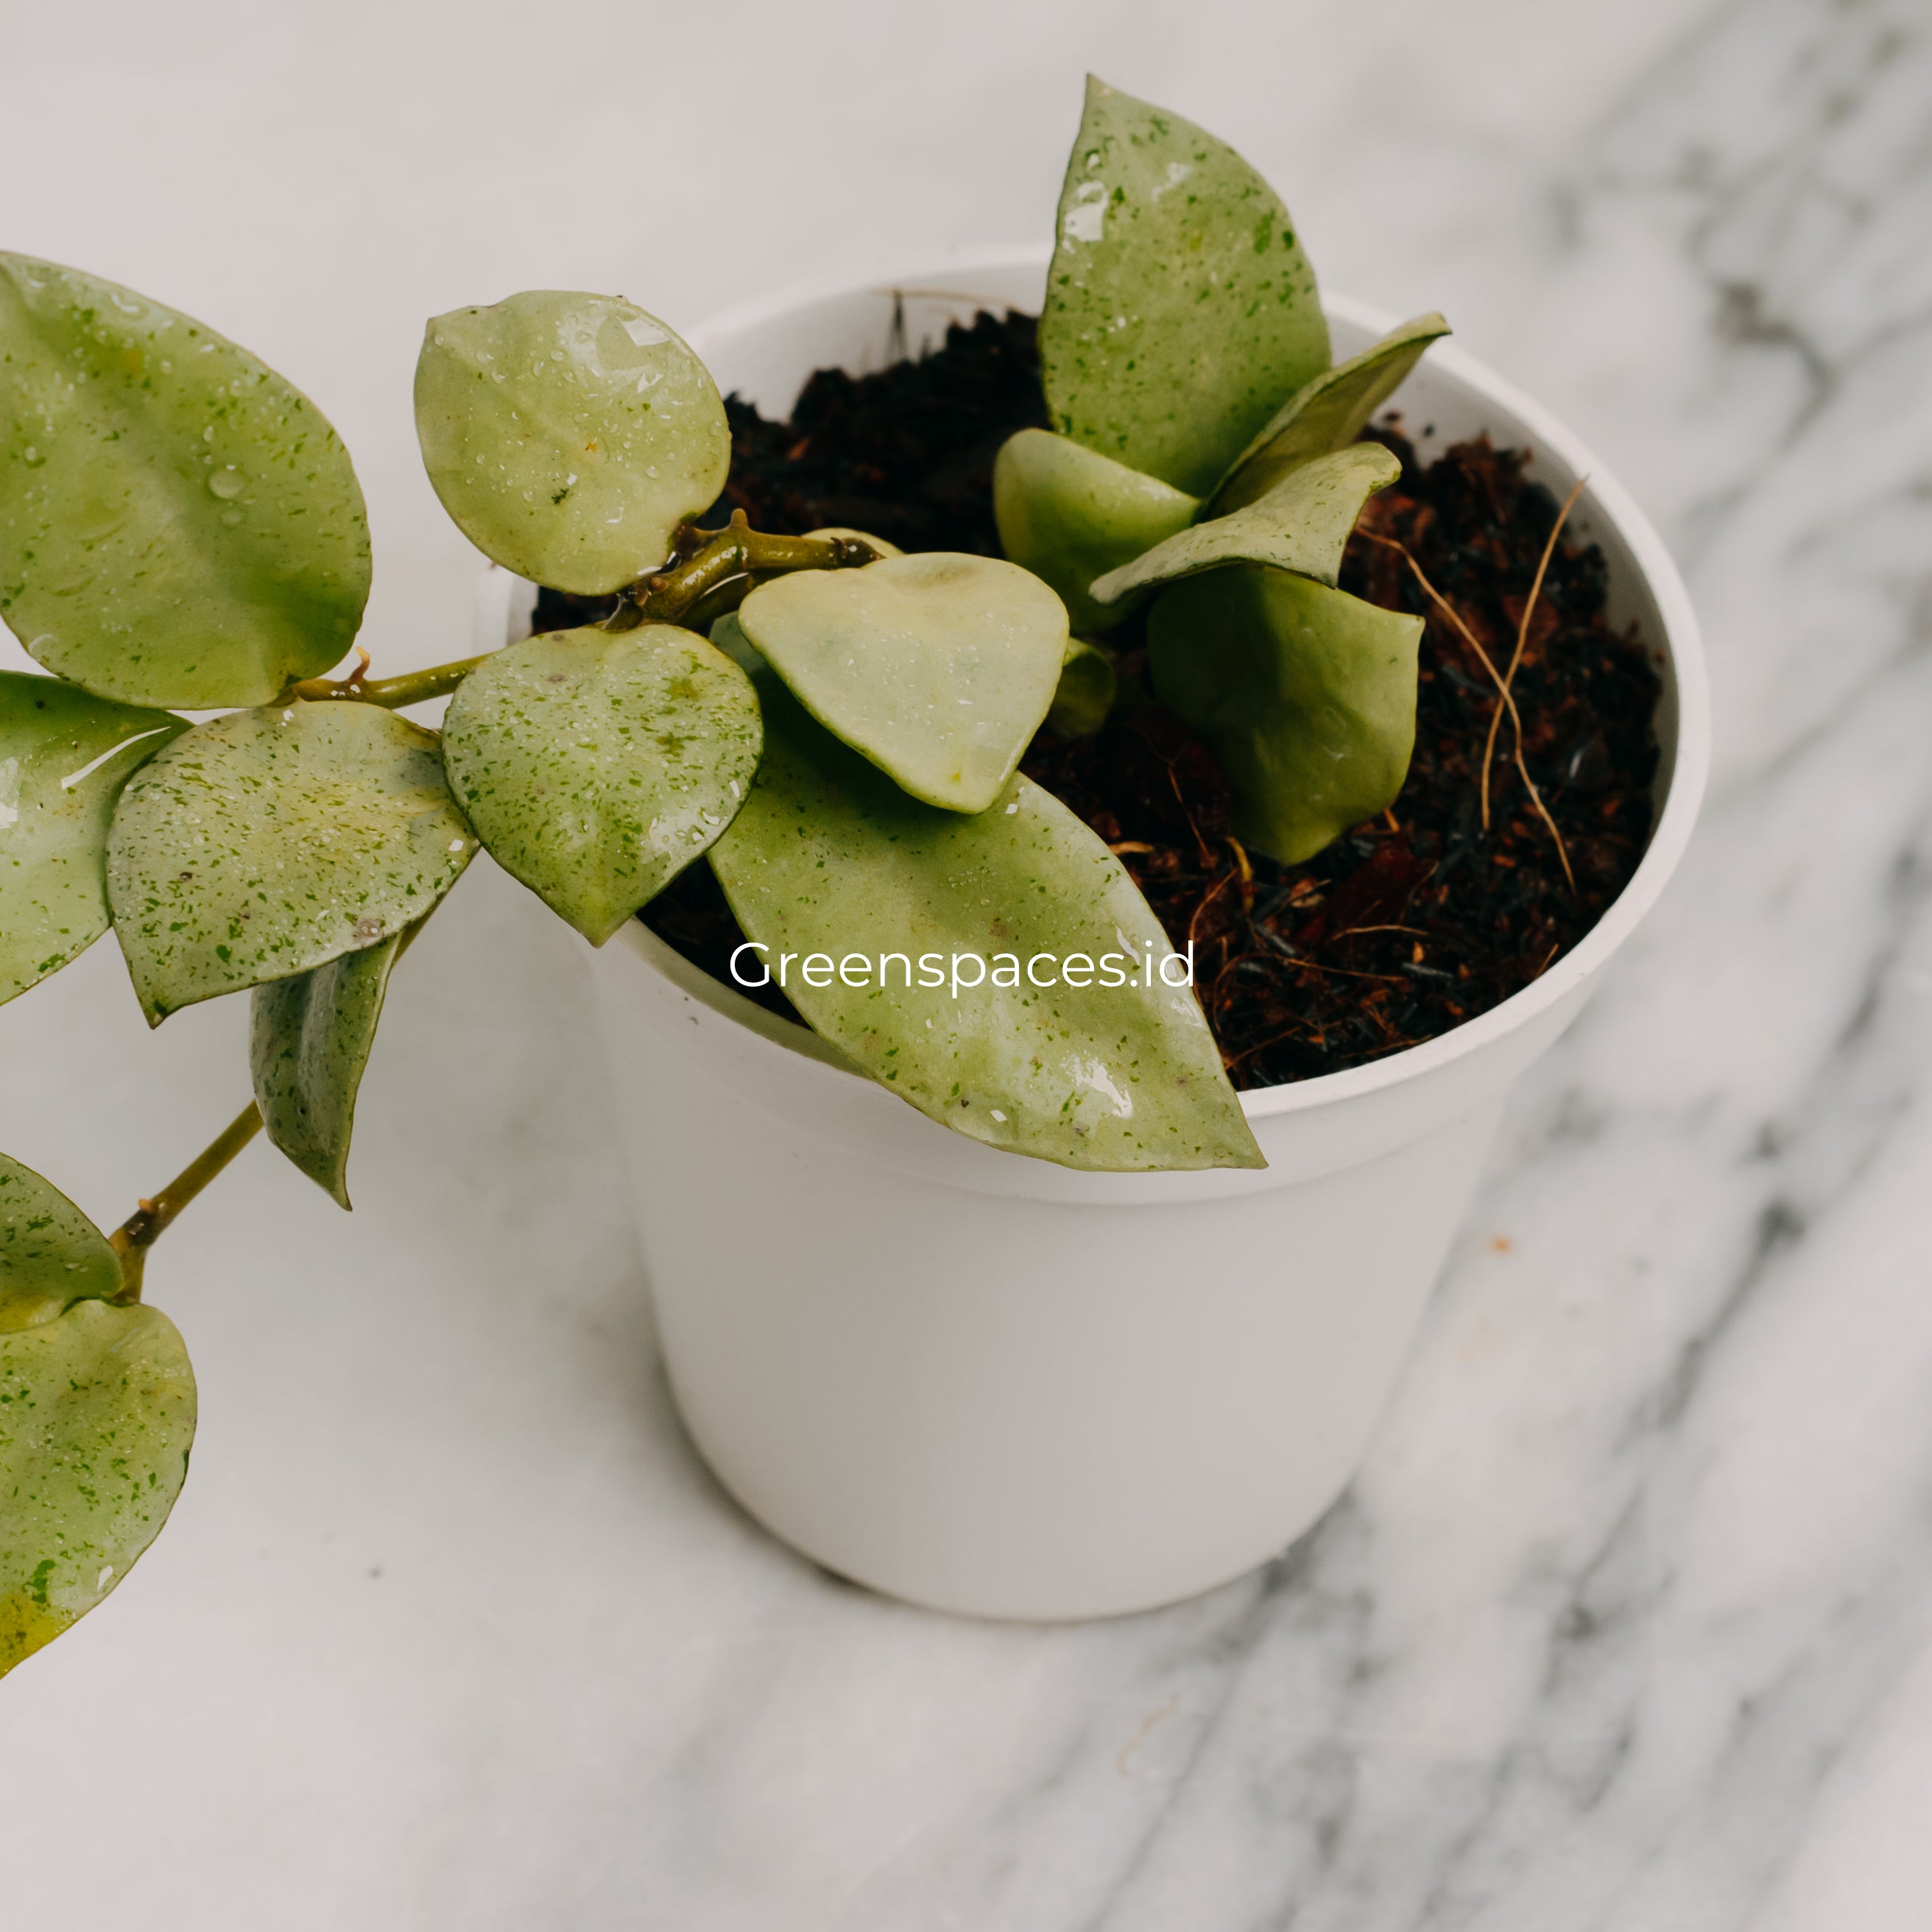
<box><xmin>0</xmin><ymin>77</ymin><xmax>1447</xmax><ymax>1675</ymax></box>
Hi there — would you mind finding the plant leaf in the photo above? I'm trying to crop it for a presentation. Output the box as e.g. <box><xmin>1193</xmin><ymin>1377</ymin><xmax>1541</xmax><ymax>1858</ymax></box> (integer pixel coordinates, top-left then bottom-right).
<box><xmin>415</xmin><ymin>292</ymin><xmax>729</xmax><ymax>596</ymax></box>
<box><xmin>1046</xmin><ymin>637</ymin><xmax>1116</xmax><ymax>739</ymax></box>
<box><xmin>708</xmin><ymin>674</ymin><xmax>1262</xmax><ymax>1171</ymax></box>
<box><xmin>250</xmin><ymin>926</ymin><xmax>411</xmax><ymax>1209</ymax></box>
<box><xmin>1089</xmin><ymin>444</ymin><xmax>1400</xmax><ymax>608</ymax></box>
<box><xmin>803</xmin><ymin>526</ymin><xmax>903</xmax><ymax>557</ymax></box>
<box><xmin>992</xmin><ymin>429</ymin><xmax>1199</xmax><ymax>632</ymax></box>
<box><xmin>0</xmin><ymin>671</ymin><xmax>186</xmax><ymax>1006</ymax></box>
<box><xmin>0</xmin><ymin>1297</ymin><xmax>194</xmax><ymax>1678</ymax></box>
<box><xmin>106</xmin><ymin>702</ymin><xmax>477</xmax><ymax>1024</ymax></box>
<box><xmin>1040</xmin><ymin>78</ymin><xmax>1330</xmax><ymax>496</ymax></box>
<box><xmin>442</xmin><ymin>623</ymin><xmax>761</xmax><ymax>943</ymax></box>
<box><xmin>1148</xmin><ymin>567</ymin><xmax>1422</xmax><ymax>864</ymax></box>
<box><xmin>0</xmin><ymin>254</ymin><xmax>370</xmax><ymax>708</ymax></box>
<box><xmin>737</xmin><ymin>554</ymin><xmax>1067</xmax><ymax>814</ymax></box>
<box><xmin>0</xmin><ymin>1152</ymin><xmax>122</xmax><ymax>1333</ymax></box>
<box><xmin>1211</xmin><ymin>313</ymin><xmax>1450</xmax><ymax>512</ymax></box>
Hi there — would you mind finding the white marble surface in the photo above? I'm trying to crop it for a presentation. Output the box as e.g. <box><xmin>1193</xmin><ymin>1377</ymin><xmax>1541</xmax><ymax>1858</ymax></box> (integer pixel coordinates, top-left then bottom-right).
<box><xmin>2</xmin><ymin>1</ymin><xmax>1930</xmax><ymax>1924</ymax></box>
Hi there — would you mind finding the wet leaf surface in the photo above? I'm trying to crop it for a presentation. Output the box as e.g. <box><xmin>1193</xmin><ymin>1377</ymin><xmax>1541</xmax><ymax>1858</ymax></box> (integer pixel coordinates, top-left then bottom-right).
<box><xmin>0</xmin><ymin>1152</ymin><xmax>121</xmax><ymax>1333</ymax></box>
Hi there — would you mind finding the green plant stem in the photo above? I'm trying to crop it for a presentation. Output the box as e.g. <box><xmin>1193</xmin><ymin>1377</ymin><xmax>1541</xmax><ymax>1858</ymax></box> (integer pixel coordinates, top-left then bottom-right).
<box><xmin>289</xmin><ymin>655</ymin><xmax>492</xmax><ymax>709</ymax></box>
<box><xmin>607</xmin><ymin>510</ymin><xmax>881</xmax><ymax>631</ymax></box>
<box><xmin>109</xmin><ymin>1102</ymin><xmax>264</xmax><ymax>1302</ymax></box>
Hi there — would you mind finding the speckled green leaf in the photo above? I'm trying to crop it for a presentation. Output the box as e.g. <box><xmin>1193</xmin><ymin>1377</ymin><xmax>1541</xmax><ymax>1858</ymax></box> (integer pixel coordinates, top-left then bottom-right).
<box><xmin>1212</xmin><ymin>314</ymin><xmax>1450</xmax><ymax>513</ymax></box>
<box><xmin>0</xmin><ymin>1297</ymin><xmax>194</xmax><ymax>1677</ymax></box>
<box><xmin>415</xmin><ymin>291</ymin><xmax>729</xmax><ymax>596</ymax></box>
<box><xmin>708</xmin><ymin>674</ymin><xmax>1261</xmax><ymax>1172</ymax></box>
<box><xmin>993</xmin><ymin>429</ymin><xmax>1199</xmax><ymax>632</ymax></box>
<box><xmin>250</xmin><ymin>929</ymin><xmax>403</xmax><ymax>1210</ymax></box>
<box><xmin>1046</xmin><ymin>637</ymin><xmax>1117</xmax><ymax>739</ymax></box>
<box><xmin>1090</xmin><ymin>444</ymin><xmax>1400</xmax><ymax>609</ymax></box>
<box><xmin>1149</xmin><ymin>568</ymin><xmax>1422</xmax><ymax>864</ymax></box>
<box><xmin>738</xmin><ymin>554</ymin><xmax>1067</xmax><ymax>814</ymax></box>
<box><xmin>1040</xmin><ymin>79</ymin><xmax>1330</xmax><ymax>496</ymax></box>
<box><xmin>443</xmin><ymin>623</ymin><xmax>761</xmax><ymax>943</ymax></box>
<box><xmin>0</xmin><ymin>671</ymin><xmax>186</xmax><ymax>1005</ymax></box>
<box><xmin>0</xmin><ymin>254</ymin><xmax>370</xmax><ymax>708</ymax></box>
<box><xmin>106</xmin><ymin>702</ymin><xmax>478</xmax><ymax>1024</ymax></box>
<box><xmin>0</xmin><ymin>1152</ymin><xmax>121</xmax><ymax>1334</ymax></box>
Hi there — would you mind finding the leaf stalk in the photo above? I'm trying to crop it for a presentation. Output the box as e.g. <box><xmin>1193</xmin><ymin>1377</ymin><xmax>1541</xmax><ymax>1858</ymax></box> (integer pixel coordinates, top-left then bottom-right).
<box><xmin>109</xmin><ymin>1102</ymin><xmax>264</xmax><ymax>1301</ymax></box>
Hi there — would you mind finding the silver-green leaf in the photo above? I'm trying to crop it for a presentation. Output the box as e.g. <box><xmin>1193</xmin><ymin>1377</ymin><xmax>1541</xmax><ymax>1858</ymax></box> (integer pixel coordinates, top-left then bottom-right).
<box><xmin>708</xmin><ymin>676</ymin><xmax>1262</xmax><ymax>1171</ymax></box>
<box><xmin>737</xmin><ymin>554</ymin><xmax>1068</xmax><ymax>814</ymax></box>
<box><xmin>992</xmin><ymin>429</ymin><xmax>1199</xmax><ymax>633</ymax></box>
<box><xmin>1149</xmin><ymin>568</ymin><xmax>1422</xmax><ymax>864</ymax></box>
<box><xmin>1211</xmin><ymin>313</ymin><xmax>1450</xmax><ymax>513</ymax></box>
<box><xmin>106</xmin><ymin>702</ymin><xmax>478</xmax><ymax>1024</ymax></box>
<box><xmin>415</xmin><ymin>291</ymin><xmax>729</xmax><ymax>596</ymax></box>
<box><xmin>1040</xmin><ymin>78</ymin><xmax>1330</xmax><ymax>496</ymax></box>
<box><xmin>1089</xmin><ymin>444</ymin><xmax>1400</xmax><ymax>608</ymax></box>
<box><xmin>442</xmin><ymin>623</ymin><xmax>761</xmax><ymax>944</ymax></box>
<box><xmin>0</xmin><ymin>1152</ymin><xmax>122</xmax><ymax>1334</ymax></box>
<box><xmin>1</xmin><ymin>1296</ymin><xmax>194</xmax><ymax>1678</ymax></box>
<box><xmin>1046</xmin><ymin>637</ymin><xmax>1117</xmax><ymax>739</ymax></box>
<box><xmin>0</xmin><ymin>671</ymin><xmax>186</xmax><ymax>1006</ymax></box>
<box><xmin>0</xmin><ymin>254</ymin><xmax>370</xmax><ymax>708</ymax></box>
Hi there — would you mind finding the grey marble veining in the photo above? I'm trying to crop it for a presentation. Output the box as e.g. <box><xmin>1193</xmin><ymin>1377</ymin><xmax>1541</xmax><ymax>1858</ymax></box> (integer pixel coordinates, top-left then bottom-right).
<box><xmin>1</xmin><ymin>1</ymin><xmax>1930</xmax><ymax>1926</ymax></box>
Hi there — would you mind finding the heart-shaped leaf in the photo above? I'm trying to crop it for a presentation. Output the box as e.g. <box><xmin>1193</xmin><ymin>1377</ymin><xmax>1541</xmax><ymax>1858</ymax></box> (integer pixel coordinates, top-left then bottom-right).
<box><xmin>1040</xmin><ymin>79</ymin><xmax>1330</xmax><ymax>496</ymax></box>
<box><xmin>1211</xmin><ymin>313</ymin><xmax>1450</xmax><ymax>513</ymax></box>
<box><xmin>1149</xmin><ymin>567</ymin><xmax>1422</xmax><ymax>864</ymax></box>
<box><xmin>442</xmin><ymin>623</ymin><xmax>761</xmax><ymax>943</ymax></box>
<box><xmin>993</xmin><ymin>429</ymin><xmax>1199</xmax><ymax>632</ymax></box>
<box><xmin>415</xmin><ymin>292</ymin><xmax>729</xmax><ymax>596</ymax></box>
<box><xmin>0</xmin><ymin>671</ymin><xmax>186</xmax><ymax>1006</ymax></box>
<box><xmin>1046</xmin><ymin>638</ymin><xmax>1117</xmax><ymax>739</ymax></box>
<box><xmin>737</xmin><ymin>553</ymin><xmax>1067</xmax><ymax>814</ymax></box>
<box><xmin>708</xmin><ymin>674</ymin><xmax>1262</xmax><ymax>1171</ymax></box>
<box><xmin>1089</xmin><ymin>444</ymin><xmax>1400</xmax><ymax>609</ymax></box>
<box><xmin>0</xmin><ymin>1152</ymin><xmax>122</xmax><ymax>1333</ymax></box>
<box><xmin>250</xmin><ymin>928</ymin><xmax>406</xmax><ymax>1210</ymax></box>
<box><xmin>106</xmin><ymin>702</ymin><xmax>478</xmax><ymax>1023</ymax></box>
<box><xmin>0</xmin><ymin>255</ymin><xmax>370</xmax><ymax>708</ymax></box>
<box><xmin>1</xmin><ymin>1296</ymin><xmax>194</xmax><ymax>1678</ymax></box>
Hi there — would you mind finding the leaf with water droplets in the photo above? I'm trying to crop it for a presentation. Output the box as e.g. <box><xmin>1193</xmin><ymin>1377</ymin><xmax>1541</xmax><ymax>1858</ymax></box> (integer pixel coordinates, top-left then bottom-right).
<box><xmin>415</xmin><ymin>292</ymin><xmax>729</xmax><ymax>595</ymax></box>
<box><xmin>708</xmin><ymin>671</ymin><xmax>1262</xmax><ymax>1171</ymax></box>
<box><xmin>1149</xmin><ymin>567</ymin><xmax>1422</xmax><ymax>864</ymax></box>
<box><xmin>1089</xmin><ymin>444</ymin><xmax>1400</xmax><ymax>608</ymax></box>
<box><xmin>1040</xmin><ymin>78</ymin><xmax>1330</xmax><ymax>496</ymax></box>
<box><xmin>0</xmin><ymin>254</ymin><xmax>370</xmax><ymax>708</ymax></box>
<box><xmin>993</xmin><ymin>429</ymin><xmax>1199</xmax><ymax>632</ymax></box>
<box><xmin>737</xmin><ymin>554</ymin><xmax>1067</xmax><ymax>814</ymax></box>
<box><xmin>1210</xmin><ymin>314</ymin><xmax>1450</xmax><ymax>512</ymax></box>
<box><xmin>106</xmin><ymin>702</ymin><xmax>477</xmax><ymax>1023</ymax></box>
<box><xmin>442</xmin><ymin>623</ymin><xmax>761</xmax><ymax>943</ymax></box>
<box><xmin>0</xmin><ymin>1295</ymin><xmax>195</xmax><ymax>1678</ymax></box>
<box><xmin>0</xmin><ymin>671</ymin><xmax>187</xmax><ymax>1006</ymax></box>
<box><xmin>0</xmin><ymin>1152</ymin><xmax>122</xmax><ymax>1334</ymax></box>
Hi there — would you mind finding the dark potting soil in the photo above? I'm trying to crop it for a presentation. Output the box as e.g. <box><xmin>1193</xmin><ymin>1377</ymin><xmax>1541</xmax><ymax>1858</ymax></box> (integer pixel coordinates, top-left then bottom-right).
<box><xmin>564</xmin><ymin>311</ymin><xmax>1661</xmax><ymax>1087</ymax></box>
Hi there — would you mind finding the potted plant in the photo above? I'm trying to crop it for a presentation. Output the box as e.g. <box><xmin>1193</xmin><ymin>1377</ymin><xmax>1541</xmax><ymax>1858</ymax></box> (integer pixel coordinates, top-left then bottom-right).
<box><xmin>0</xmin><ymin>80</ymin><xmax>1705</xmax><ymax>1665</ymax></box>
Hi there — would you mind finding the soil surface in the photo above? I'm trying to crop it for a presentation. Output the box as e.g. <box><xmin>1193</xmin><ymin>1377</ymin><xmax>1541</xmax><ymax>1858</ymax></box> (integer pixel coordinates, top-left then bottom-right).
<box><xmin>543</xmin><ymin>311</ymin><xmax>1661</xmax><ymax>1087</ymax></box>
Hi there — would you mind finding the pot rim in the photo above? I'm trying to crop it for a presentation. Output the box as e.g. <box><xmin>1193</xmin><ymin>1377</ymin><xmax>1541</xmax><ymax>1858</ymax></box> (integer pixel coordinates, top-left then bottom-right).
<box><xmin>671</xmin><ymin>244</ymin><xmax>1710</xmax><ymax>1126</ymax></box>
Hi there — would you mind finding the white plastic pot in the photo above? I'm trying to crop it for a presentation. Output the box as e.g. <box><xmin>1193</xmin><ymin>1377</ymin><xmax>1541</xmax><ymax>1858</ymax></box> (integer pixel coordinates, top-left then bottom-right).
<box><xmin>491</xmin><ymin>248</ymin><xmax>1709</xmax><ymax>1621</ymax></box>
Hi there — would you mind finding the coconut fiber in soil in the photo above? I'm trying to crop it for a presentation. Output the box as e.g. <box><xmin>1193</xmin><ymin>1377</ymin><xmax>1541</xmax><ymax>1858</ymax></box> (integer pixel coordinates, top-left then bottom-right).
<box><xmin>535</xmin><ymin>309</ymin><xmax>1661</xmax><ymax>1090</ymax></box>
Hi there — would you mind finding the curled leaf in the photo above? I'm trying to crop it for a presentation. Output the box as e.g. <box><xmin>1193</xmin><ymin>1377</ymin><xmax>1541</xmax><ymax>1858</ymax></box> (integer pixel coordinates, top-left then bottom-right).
<box><xmin>738</xmin><ymin>554</ymin><xmax>1067</xmax><ymax>814</ymax></box>
<box><xmin>708</xmin><ymin>674</ymin><xmax>1262</xmax><ymax>1172</ymax></box>
<box><xmin>415</xmin><ymin>291</ymin><xmax>729</xmax><ymax>595</ymax></box>
<box><xmin>993</xmin><ymin>429</ymin><xmax>1199</xmax><ymax>632</ymax></box>
<box><xmin>0</xmin><ymin>671</ymin><xmax>186</xmax><ymax>1006</ymax></box>
<box><xmin>1212</xmin><ymin>314</ymin><xmax>1450</xmax><ymax>513</ymax></box>
<box><xmin>0</xmin><ymin>1152</ymin><xmax>121</xmax><ymax>1333</ymax></box>
<box><xmin>1040</xmin><ymin>78</ymin><xmax>1330</xmax><ymax>496</ymax></box>
<box><xmin>0</xmin><ymin>1297</ymin><xmax>194</xmax><ymax>1677</ymax></box>
<box><xmin>106</xmin><ymin>702</ymin><xmax>477</xmax><ymax>1023</ymax></box>
<box><xmin>0</xmin><ymin>254</ymin><xmax>370</xmax><ymax>708</ymax></box>
<box><xmin>442</xmin><ymin>623</ymin><xmax>761</xmax><ymax>943</ymax></box>
<box><xmin>1089</xmin><ymin>444</ymin><xmax>1400</xmax><ymax>608</ymax></box>
<box><xmin>1046</xmin><ymin>638</ymin><xmax>1117</xmax><ymax>739</ymax></box>
<box><xmin>1148</xmin><ymin>567</ymin><xmax>1422</xmax><ymax>864</ymax></box>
